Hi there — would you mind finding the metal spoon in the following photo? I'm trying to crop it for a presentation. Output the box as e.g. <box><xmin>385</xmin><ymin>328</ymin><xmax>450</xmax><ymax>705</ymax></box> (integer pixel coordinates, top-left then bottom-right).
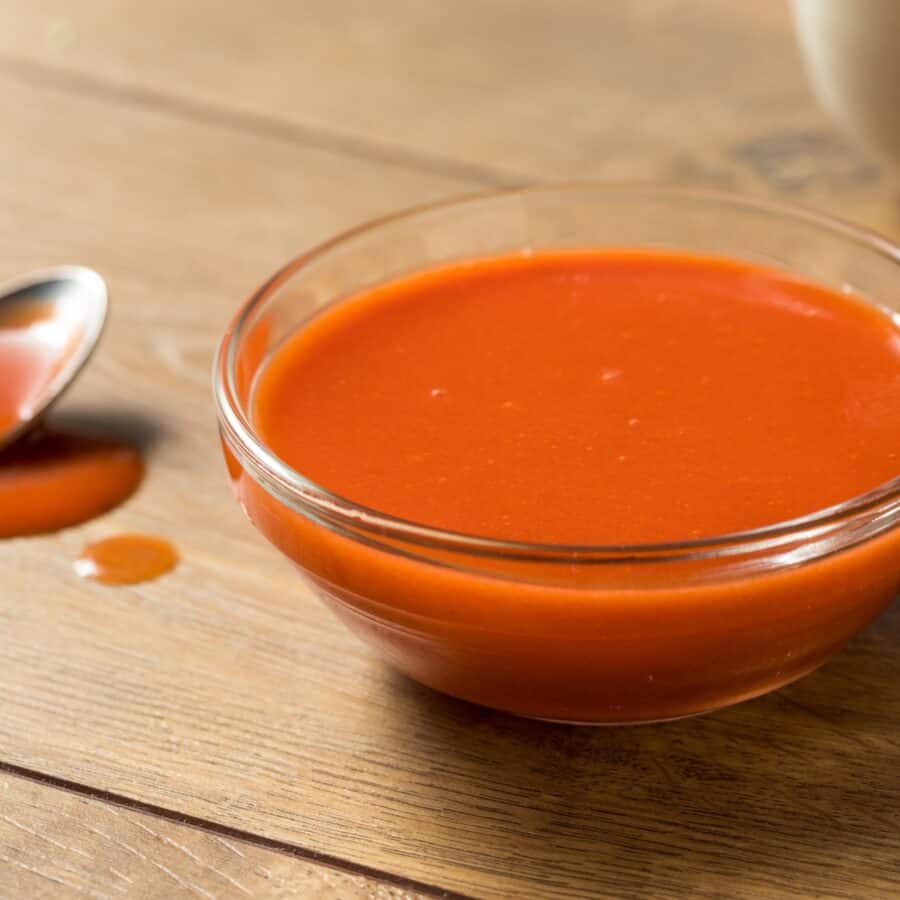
<box><xmin>0</xmin><ymin>266</ymin><xmax>108</xmax><ymax>452</ymax></box>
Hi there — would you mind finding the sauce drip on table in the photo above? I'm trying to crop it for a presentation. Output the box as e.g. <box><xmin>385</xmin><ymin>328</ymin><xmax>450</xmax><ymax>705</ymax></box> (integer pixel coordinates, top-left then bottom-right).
<box><xmin>253</xmin><ymin>249</ymin><xmax>900</xmax><ymax>544</ymax></box>
<box><xmin>74</xmin><ymin>533</ymin><xmax>178</xmax><ymax>585</ymax></box>
<box><xmin>0</xmin><ymin>427</ymin><xmax>143</xmax><ymax>538</ymax></box>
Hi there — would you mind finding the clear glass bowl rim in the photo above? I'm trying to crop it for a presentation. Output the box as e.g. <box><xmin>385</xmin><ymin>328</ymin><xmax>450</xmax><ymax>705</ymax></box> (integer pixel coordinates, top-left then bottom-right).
<box><xmin>214</xmin><ymin>183</ymin><xmax>900</xmax><ymax>563</ymax></box>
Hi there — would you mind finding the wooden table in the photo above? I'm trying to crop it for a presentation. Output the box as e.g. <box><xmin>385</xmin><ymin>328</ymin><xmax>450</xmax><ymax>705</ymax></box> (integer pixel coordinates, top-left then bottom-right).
<box><xmin>1</xmin><ymin>2</ymin><xmax>897</xmax><ymax>897</ymax></box>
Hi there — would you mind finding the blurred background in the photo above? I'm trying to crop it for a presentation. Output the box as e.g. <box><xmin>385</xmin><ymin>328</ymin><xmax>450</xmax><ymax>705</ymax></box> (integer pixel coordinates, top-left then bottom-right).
<box><xmin>1</xmin><ymin>0</ymin><xmax>896</xmax><ymax>298</ymax></box>
<box><xmin>5</xmin><ymin>0</ymin><xmax>897</xmax><ymax>455</ymax></box>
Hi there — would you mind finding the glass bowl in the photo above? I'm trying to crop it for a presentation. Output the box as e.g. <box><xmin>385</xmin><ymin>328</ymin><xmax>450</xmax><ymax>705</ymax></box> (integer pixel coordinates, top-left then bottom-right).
<box><xmin>214</xmin><ymin>185</ymin><xmax>900</xmax><ymax>724</ymax></box>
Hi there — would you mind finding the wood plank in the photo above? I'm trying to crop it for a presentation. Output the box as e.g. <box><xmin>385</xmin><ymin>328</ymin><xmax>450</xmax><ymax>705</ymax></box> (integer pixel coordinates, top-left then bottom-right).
<box><xmin>0</xmin><ymin>15</ymin><xmax>897</xmax><ymax>900</ymax></box>
<box><xmin>0</xmin><ymin>772</ymin><xmax>431</xmax><ymax>899</ymax></box>
<box><xmin>0</xmin><ymin>0</ymin><xmax>897</xmax><ymax>239</ymax></box>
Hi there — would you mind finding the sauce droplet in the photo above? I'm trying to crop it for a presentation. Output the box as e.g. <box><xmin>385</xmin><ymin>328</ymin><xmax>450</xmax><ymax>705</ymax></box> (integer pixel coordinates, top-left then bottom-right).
<box><xmin>0</xmin><ymin>427</ymin><xmax>143</xmax><ymax>537</ymax></box>
<box><xmin>74</xmin><ymin>533</ymin><xmax>178</xmax><ymax>585</ymax></box>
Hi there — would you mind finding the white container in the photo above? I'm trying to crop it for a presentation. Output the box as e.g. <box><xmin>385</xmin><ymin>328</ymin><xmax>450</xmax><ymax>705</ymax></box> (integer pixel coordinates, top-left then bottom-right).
<box><xmin>791</xmin><ymin>0</ymin><xmax>900</xmax><ymax>175</ymax></box>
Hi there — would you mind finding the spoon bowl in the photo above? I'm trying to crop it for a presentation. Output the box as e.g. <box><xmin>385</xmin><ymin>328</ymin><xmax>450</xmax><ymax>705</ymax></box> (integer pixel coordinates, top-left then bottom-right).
<box><xmin>0</xmin><ymin>266</ymin><xmax>107</xmax><ymax>452</ymax></box>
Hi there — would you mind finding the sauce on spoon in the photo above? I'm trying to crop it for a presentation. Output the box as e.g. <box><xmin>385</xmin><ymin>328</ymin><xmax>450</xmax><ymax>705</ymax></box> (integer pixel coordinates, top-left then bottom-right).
<box><xmin>0</xmin><ymin>267</ymin><xmax>176</xmax><ymax>585</ymax></box>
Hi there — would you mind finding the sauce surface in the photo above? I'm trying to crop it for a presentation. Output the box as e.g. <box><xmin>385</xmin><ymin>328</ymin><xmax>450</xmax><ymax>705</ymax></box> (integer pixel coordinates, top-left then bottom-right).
<box><xmin>74</xmin><ymin>533</ymin><xmax>178</xmax><ymax>585</ymax></box>
<box><xmin>253</xmin><ymin>250</ymin><xmax>900</xmax><ymax>544</ymax></box>
<box><xmin>0</xmin><ymin>427</ymin><xmax>143</xmax><ymax>537</ymax></box>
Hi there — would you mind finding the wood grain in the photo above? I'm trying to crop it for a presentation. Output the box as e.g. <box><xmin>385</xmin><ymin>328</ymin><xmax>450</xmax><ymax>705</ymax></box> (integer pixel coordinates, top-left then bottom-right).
<box><xmin>0</xmin><ymin>2</ymin><xmax>835</xmax><ymax>179</ymax></box>
<box><xmin>0</xmin><ymin>0</ymin><xmax>897</xmax><ymax>238</ymax></box>
<box><xmin>0</xmin><ymin>2</ymin><xmax>897</xmax><ymax>899</ymax></box>
<box><xmin>0</xmin><ymin>773</ymin><xmax>430</xmax><ymax>899</ymax></box>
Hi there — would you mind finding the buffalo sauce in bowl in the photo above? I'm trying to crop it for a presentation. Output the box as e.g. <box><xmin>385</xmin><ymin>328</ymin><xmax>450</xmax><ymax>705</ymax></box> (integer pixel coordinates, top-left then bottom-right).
<box><xmin>223</xmin><ymin>244</ymin><xmax>900</xmax><ymax>723</ymax></box>
<box><xmin>253</xmin><ymin>250</ymin><xmax>900</xmax><ymax>544</ymax></box>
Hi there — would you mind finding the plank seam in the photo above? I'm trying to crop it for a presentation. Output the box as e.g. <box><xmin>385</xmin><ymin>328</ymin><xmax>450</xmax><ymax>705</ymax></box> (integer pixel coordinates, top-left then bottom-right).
<box><xmin>0</xmin><ymin>53</ymin><xmax>528</xmax><ymax>189</ymax></box>
<box><xmin>0</xmin><ymin>761</ymin><xmax>476</xmax><ymax>900</ymax></box>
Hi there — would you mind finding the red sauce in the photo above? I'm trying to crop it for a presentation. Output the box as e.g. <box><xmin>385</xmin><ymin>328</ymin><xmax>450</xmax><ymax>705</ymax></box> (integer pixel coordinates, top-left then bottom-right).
<box><xmin>0</xmin><ymin>300</ymin><xmax>64</xmax><ymax>440</ymax></box>
<box><xmin>0</xmin><ymin>427</ymin><xmax>143</xmax><ymax>537</ymax></box>
<box><xmin>74</xmin><ymin>533</ymin><xmax>178</xmax><ymax>585</ymax></box>
<box><xmin>254</xmin><ymin>250</ymin><xmax>900</xmax><ymax>543</ymax></box>
<box><xmin>233</xmin><ymin>249</ymin><xmax>900</xmax><ymax>721</ymax></box>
